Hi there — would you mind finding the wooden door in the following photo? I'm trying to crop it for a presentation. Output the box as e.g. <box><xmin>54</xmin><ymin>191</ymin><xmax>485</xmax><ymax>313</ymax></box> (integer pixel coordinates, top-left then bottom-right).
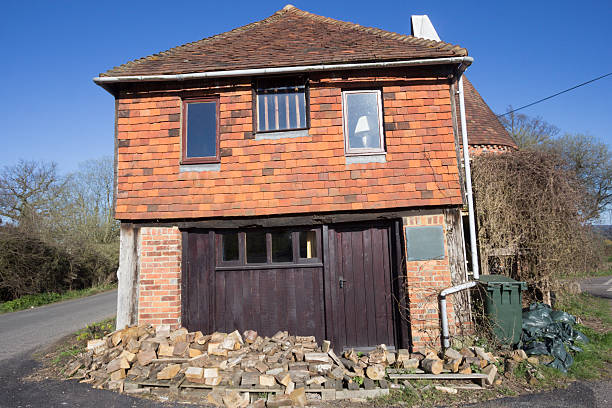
<box><xmin>327</xmin><ymin>223</ymin><xmax>396</xmax><ymax>350</ymax></box>
<box><xmin>182</xmin><ymin>230</ymin><xmax>326</xmax><ymax>342</ymax></box>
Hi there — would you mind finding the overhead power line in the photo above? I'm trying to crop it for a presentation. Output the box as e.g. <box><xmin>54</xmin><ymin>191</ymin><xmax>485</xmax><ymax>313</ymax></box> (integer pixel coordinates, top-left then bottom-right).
<box><xmin>498</xmin><ymin>71</ymin><xmax>612</xmax><ymax>117</ymax></box>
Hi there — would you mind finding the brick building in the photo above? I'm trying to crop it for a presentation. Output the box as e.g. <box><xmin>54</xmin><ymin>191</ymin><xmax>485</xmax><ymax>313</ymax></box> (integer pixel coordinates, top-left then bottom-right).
<box><xmin>96</xmin><ymin>5</ymin><xmax>481</xmax><ymax>352</ymax></box>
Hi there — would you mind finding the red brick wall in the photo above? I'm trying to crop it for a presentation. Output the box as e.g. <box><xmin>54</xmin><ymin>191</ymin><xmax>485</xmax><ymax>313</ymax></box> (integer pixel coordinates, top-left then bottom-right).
<box><xmin>115</xmin><ymin>69</ymin><xmax>462</xmax><ymax>220</ymax></box>
<box><xmin>403</xmin><ymin>212</ymin><xmax>456</xmax><ymax>351</ymax></box>
<box><xmin>138</xmin><ymin>227</ymin><xmax>182</xmax><ymax>328</ymax></box>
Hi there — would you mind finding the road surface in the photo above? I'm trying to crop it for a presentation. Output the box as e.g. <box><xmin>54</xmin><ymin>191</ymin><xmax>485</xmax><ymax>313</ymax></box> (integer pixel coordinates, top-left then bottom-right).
<box><xmin>580</xmin><ymin>275</ymin><xmax>612</xmax><ymax>301</ymax></box>
<box><xmin>0</xmin><ymin>290</ymin><xmax>117</xmax><ymax>361</ymax></box>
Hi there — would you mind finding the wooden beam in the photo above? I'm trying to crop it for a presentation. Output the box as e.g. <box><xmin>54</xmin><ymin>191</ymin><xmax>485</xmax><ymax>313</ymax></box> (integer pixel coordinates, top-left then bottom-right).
<box><xmin>116</xmin><ymin>223</ymin><xmax>139</xmax><ymax>329</ymax></box>
<box><xmin>131</xmin><ymin>207</ymin><xmax>461</xmax><ymax>230</ymax></box>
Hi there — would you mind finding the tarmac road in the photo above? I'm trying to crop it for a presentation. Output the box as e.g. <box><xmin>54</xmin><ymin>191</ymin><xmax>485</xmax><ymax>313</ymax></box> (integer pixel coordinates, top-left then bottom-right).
<box><xmin>0</xmin><ymin>290</ymin><xmax>117</xmax><ymax>361</ymax></box>
<box><xmin>580</xmin><ymin>275</ymin><xmax>612</xmax><ymax>301</ymax></box>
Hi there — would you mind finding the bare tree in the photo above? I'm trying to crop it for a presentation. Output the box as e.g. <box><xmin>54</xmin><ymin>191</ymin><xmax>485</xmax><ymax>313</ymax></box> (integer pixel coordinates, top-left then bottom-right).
<box><xmin>546</xmin><ymin>133</ymin><xmax>612</xmax><ymax>220</ymax></box>
<box><xmin>0</xmin><ymin>160</ymin><xmax>69</xmax><ymax>228</ymax></box>
<box><xmin>64</xmin><ymin>156</ymin><xmax>117</xmax><ymax>244</ymax></box>
<box><xmin>499</xmin><ymin>108</ymin><xmax>560</xmax><ymax>150</ymax></box>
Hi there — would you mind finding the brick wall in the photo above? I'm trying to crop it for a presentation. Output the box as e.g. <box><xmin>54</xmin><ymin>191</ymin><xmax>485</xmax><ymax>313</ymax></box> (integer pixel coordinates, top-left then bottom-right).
<box><xmin>115</xmin><ymin>69</ymin><xmax>462</xmax><ymax>220</ymax></box>
<box><xmin>403</xmin><ymin>211</ymin><xmax>456</xmax><ymax>351</ymax></box>
<box><xmin>138</xmin><ymin>227</ymin><xmax>182</xmax><ymax>328</ymax></box>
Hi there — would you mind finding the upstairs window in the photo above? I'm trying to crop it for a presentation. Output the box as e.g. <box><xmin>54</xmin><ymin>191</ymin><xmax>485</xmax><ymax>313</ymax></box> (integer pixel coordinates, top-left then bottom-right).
<box><xmin>342</xmin><ymin>90</ymin><xmax>385</xmax><ymax>155</ymax></box>
<box><xmin>256</xmin><ymin>78</ymin><xmax>308</xmax><ymax>133</ymax></box>
<box><xmin>182</xmin><ymin>97</ymin><xmax>219</xmax><ymax>164</ymax></box>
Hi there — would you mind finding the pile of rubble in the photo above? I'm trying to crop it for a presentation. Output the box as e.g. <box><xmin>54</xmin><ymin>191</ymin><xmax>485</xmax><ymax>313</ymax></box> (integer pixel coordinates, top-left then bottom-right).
<box><xmin>64</xmin><ymin>324</ymin><xmax>503</xmax><ymax>407</ymax></box>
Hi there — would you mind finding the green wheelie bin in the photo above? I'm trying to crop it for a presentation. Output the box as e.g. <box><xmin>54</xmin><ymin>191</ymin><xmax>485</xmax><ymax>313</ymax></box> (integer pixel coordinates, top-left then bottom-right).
<box><xmin>479</xmin><ymin>275</ymin><xmax>527</xmax><ymax>346</ymax></box>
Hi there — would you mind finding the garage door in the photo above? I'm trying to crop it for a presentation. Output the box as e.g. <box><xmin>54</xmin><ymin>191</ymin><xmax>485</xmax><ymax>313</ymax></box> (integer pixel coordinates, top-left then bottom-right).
<box><xmin>181</xmin><ymin>222</ymin><xmax>401</xmax><ymax>350</ymax></box>
<box><xmin>181</xmin><ymin>228</ymin><xmax>326</xmax><ymax>341</ymax></box>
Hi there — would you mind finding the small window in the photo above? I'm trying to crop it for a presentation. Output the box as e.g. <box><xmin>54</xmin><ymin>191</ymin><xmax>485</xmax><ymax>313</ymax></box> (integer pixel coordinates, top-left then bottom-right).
<box><xmin>342</xmin><ymin>90</ymin><xmax>385</xmax><ymax>155</ymax></box>
<box><xmin>221</xmin><ymin>233</ymin><xmax>239</xmax><ymax>262</ymax></box>
<box><xmin>256</xmin><ymin>78</ymin><xmax>307</xmax><ymax>132</ymax></box>
<box><xmin>299</xmin><ymin>230</ymin><xmax>318</xmax><ymax>259</ymax></box>
<box><xmin>216</xmin><ymin>229</ymin><xmax>321</xmax><ymax>267</ymax></box>
<box><xmin>182</xmin><ymin>97</ymin><xmax>219</xmax><ymax>164</ymax></box>
<box><xmin>246</xmin><ymin>231</ymin><xmax>267</xmax><ymax>264</ymax></box>
<box><xmin>271</xmin><ymin>232</ymin><xmax>293</xmax><ymax>263</ymax></box>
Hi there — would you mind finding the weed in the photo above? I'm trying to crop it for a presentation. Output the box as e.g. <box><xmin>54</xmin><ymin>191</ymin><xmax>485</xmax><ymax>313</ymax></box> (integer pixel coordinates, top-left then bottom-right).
<box><xmin>76</xmin><ymin>318</ymin><xmax>115</xmax><ymax>342</ymax></box>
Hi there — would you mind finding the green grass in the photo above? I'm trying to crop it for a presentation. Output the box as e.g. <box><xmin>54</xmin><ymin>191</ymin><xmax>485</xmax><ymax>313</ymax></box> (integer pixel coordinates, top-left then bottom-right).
<box><xmin>0</xmin><ymin>283</ymin><xmax>117</xmax><ymax>314</ymax></box>
<box><xmin>557</xmin><ymin>292</ymin><xmax>612</xmax><ymax>327</ymax></box>
<box><xmin>567</xmin><ymin>325</ymin><xmax>612</xmax><ymax>379</ymax></box>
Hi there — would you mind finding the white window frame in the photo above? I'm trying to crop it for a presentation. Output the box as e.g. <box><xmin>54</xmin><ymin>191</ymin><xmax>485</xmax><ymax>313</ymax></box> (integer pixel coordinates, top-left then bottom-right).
<box><xmin>342</xmin><ymin>90</ymin><xmax>385</xmax><ymax>155</ymax></box>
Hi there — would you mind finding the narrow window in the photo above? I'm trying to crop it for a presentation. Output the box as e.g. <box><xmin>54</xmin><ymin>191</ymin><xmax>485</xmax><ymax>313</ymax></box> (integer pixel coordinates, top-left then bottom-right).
<box><xmin>246</xmin><ymin>231</ymin><xmax>267</xmax><ymax>263</ymax></box>
<box><xmin>221</xmin><ymin>232</ymin><xmax>239</xmax><ymax>262</ymax></box>
<box><xmin>299</xmin><ymin>230</ymin><xmax>318</xmax><ymax>259</ymax></box>
<box><xmin>256</xmin><ymin>78</ymin><xmax>307</xmax><ymax>132</ymax></box>
<box><xmin>342</xmin><ymin>90</ymin><xmax>385</xmax><ymax>154</ymax></box>
<box><xmin>182</xmin><ymin>97</ymin><xmax>219</xmax><ymax>163</ymax></box>
<box><xmin>271</xmin><ymin>231</ymin><xmax>293</xmax><ymax>263</ymax></box>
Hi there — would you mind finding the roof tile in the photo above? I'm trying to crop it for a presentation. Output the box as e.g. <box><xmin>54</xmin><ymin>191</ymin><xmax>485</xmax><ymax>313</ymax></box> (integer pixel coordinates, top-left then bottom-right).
<box><xmin>462</xmin><ymin>78</ymin><xmax>517</xmax><ymax>148</ymax></box>
<box><xmin>101</xmin><ymin>5</ymin><xmax>467</xmax><ymax>77</ymax></box>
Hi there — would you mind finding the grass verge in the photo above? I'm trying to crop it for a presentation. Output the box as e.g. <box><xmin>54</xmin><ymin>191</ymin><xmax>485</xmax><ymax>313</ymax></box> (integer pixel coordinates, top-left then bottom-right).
<box><xmin>0</xmin><ymin>283</ymin><xmax>117</xmax><ymax>314</ymax></box>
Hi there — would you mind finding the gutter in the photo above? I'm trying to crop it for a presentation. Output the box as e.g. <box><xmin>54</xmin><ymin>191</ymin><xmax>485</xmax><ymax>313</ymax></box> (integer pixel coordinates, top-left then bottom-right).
<box><xmin>93</xmin><ymin>56</ymin><xmax>473</xmax><ymax>89</ymax></box>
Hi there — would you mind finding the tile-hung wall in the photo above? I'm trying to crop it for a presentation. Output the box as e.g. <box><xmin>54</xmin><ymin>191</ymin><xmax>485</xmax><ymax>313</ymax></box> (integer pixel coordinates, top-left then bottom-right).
<box><xmin>115</xmin><ymin>69</ymin><xmax>462</xmax><ymax>221</ymax></box>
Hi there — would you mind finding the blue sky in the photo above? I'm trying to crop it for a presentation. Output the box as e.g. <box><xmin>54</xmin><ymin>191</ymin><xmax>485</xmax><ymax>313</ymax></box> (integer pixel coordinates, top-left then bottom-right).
<box><xmin>1</xmin><ymin>0</ymin><xmax>610</xmax><ymax>173</ymax></box>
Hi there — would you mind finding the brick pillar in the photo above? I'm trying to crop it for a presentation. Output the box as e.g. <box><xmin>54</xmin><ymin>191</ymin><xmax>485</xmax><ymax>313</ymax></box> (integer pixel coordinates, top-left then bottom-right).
<box><xmin>138</xmin><ymin>226</ymin><xmax>182</xmax><ymax>328</ymax></box>
<box><xmin>403</xmin><ymin>211</ymin><xmax>456</xmax><ymax>352</ymax></box>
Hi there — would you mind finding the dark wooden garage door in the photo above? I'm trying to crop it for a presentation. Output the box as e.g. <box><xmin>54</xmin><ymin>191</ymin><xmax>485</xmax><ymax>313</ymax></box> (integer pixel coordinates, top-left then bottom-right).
<box><xmin>181</xmin><ymin>230</ymin><xmax>326</xmax><ymax>341</ymax></box>
<box><xmin>182</xmin><ymin>223</ymin><xmax>400</xmax><ymax>351</ymax></box>
<box><xmin>326</xmin><ymin>224</ymin><xmax>396</xmax><ymax>350</ymax></box>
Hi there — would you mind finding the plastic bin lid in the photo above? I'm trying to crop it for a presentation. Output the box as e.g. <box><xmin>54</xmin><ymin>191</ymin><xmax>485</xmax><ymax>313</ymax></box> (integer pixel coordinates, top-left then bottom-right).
<box><xmin>479</xmin><ymin>274</ymin><xmax>527</xmax><ymax>290</ymax></box>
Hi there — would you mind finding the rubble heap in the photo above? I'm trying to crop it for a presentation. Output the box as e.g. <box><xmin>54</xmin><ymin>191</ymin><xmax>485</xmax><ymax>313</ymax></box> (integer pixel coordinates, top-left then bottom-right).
<box><xmin>64</xmin><ymin>324</ymin><xmax>502</xmax><ymax>407</ymax></box>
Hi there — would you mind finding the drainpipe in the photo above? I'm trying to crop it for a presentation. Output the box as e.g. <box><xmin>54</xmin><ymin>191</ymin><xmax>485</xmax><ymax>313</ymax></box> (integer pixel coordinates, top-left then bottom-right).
<box><xmin>438</xmin><ymin>64</ymin><xmax>480</xmax><ymax>349</ymax></box>
<box><xmin>440</xmin><ymin>281</ymin><xmax>477</xmax><ymax>348</ymax></box>
<box><xmin>456</xmin><ymin>66</ymin><xmax>479</xmax><ymax>280</ymax></box>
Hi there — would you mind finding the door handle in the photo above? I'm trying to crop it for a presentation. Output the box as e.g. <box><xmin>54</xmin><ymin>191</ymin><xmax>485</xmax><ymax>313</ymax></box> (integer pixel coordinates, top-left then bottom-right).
<box><xmin>339</xmin><ymin>276</ymin><xmax>347</xmax><ymax>288</ymax></box>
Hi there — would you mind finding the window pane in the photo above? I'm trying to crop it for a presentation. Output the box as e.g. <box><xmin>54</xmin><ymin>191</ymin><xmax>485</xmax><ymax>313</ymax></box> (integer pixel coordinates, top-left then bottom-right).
<box><xmin>222</xmin><ymin>233</ymin><xmax>239</xmax><ymax>262</ymax></box>
<box><xmin>257</xmin><ymin>94</ymin><xmax>267</xmax><ymax>131</ymax></box>
<box><xmin>266</xmin><ymin>94</ymin><xmax>275</xmax><ymax>131</ymax></box>
<box><xmin>297</xmin><ymin>92</ymin><xmax>306</xmax><ymax>128</ymax></box>
<box><xmin>345</xmin><ymin>92</ymin><xmax>381</xmax><ymax>150</ymax></box>
<box><xmin>246</xmin><ymin>231</ymin><xmax>267</xmax><ymax>263</ymax></box>
<box><xmin>186</xmin><ymin>101</ymin><xmax>217</xmax><ymax>158</ymax></box>
<box><xmin>257</xmin><ymin>83</ymin><xmax>306</xmax><ymax>131</ymax></box>
<box><xmin>299</xmin><ymin>230</ymin><xmax>318</xmax><ymax>259</ymax></box>
<box><xmin>271</xmin><ymin>231</ymin><xmax>293</xmax><ymax>263</ymax></box>
<box><xmin>276</xmin><ymin>93</ymin><xmax>288</xmax><ymax>130</ymax></box>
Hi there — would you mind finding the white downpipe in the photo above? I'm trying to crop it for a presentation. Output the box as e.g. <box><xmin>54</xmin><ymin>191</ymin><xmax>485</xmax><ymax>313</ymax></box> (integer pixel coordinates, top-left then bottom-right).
<box><xmin>439</xmin><ymin>68</ymin><xmax>480</xmax><ymax>350</ymax></box>
<box><xmin>93</xmin><ymin>56</ymin><xmax>473</xmax><ymax>85</ymax></box>
<box><xmin>457</xmin><ymin>74</ymin><xmax>479</xmax><ymax>280</ymax></box>
<box><xmin>440</xmin><ymin>281</ymin><xmax>477</xmax><ymax>348</ymax></box>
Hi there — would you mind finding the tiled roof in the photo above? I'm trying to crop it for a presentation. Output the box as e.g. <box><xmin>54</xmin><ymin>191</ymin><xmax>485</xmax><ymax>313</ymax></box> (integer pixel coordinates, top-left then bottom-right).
<box><xmin>100</xmin><ymin>5</ymin><xmax>467</xmax><ymax>77</ymax></box>
<box><xmin>462</xmin><ymin>78</ymin><xmax>517</xmax><ymax>149</ymax></box>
